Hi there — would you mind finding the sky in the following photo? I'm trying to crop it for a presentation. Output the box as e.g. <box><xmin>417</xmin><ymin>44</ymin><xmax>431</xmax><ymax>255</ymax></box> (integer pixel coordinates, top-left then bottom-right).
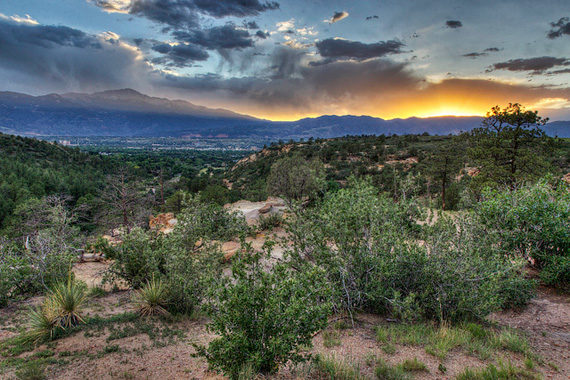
<box><xmin>0</xmin><ymin>0</ymin><xmax>569</xmax><ymax>121</ymax></box>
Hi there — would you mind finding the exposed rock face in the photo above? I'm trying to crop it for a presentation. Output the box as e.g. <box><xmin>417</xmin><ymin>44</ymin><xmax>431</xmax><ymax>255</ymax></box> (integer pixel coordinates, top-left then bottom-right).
<box><xmin>149</xmin><ymin>213</ymin><xmax>177</xmax><ymax>234</ymax></box>
<box><xmin>258</xmin><ymin>203</ymin><xmax>273</xmax><ymax>214</ymax></box>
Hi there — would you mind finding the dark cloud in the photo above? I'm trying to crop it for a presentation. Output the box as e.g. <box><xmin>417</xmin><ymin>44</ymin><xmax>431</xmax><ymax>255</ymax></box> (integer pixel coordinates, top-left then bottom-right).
<box><xmin>0</xmin><ymin>17</ymin><xmax>150</xmax><ymax>92</ymax></box>
<box><xmin>327</xmin><ymin>11</ymin><xmax>349</xmax><ymax>24</ymax></box>
<box><xmin>151</xmin><ymin>43</ymin><xmax>209</xmax><ymax>66</ymax></box>
<box><xmin>366</xmin><ymin>15</ymin><xmax>379</xmax><ymax>21</ymax></box>
<box><xmin>192</xmin><ymin>0</ymin><xmax>279</xmax><ymax>18</ymax></box>
<box><xmin>315</xmin><ymin>38</ymin><xmax>404</xmax><ymax>61</ymax></box>
<box><xmin>547</xmin><ymin>17</ymin><xmax>570</xmax><ymax>39</ymax></box>
<box><xmin>173</xmin><ymin>24</ymin><xmax>253</xmax><ymax>50</ymax></box>
<box><xmin>129</xmin><ymin>0</ymin><xmax>200</xmax><ymax>30</ymax></box>
<box><xmin>0</xmin><ymin>18</ymin><xmax>101</xmax><ymax>49</ymax></box>
<box><xmin>463</xmin><ymin>47</ymin><xmax>501</xmax><ymax>58</ymax></box>
<box><xmin>446</xmin><ymin>20</ymin><xmax>462</xmax><ymax>28</ymax></box>
<box><xmin>463</xmin><ymin>52</ymin><xmax>486</xmax><ymax>58</ymax></box>
<box><xmin>92</xmin><ymin>0</ymin><xmax>279</xmax><ymax>30</ymax></box>
<box><xmin>156</xmin><ymin>53</ymin><xmax>570</xmax><ymax>119</ymax></box>
<box><xmin>491</xmin><ymin>56</ymin><xmax>569</xmax><ymax>74</ymax></box>
<box><xmin>255</xmin><ymin>30</ymin><xmax>270</xmax><ymax>39</ymax></box>
<box><xmin>245</xmin><ymin>21</ymin><xmax>259</xmax><ymax>29</ymax></box>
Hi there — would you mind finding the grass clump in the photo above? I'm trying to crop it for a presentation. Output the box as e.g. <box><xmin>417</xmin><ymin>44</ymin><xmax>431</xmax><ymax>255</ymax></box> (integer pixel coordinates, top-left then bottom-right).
<box><xmin>399</xmin><ymin>357</ymin><xmax>428</xmax><ymax>372</ymax></box>
<box><xmin>14</xmin><ymin>361</ymin><xmax>46</xmax><ymax>380</ymax></box>
<box><xmin>323</xmin><ymin>329</ymin><xmax>341</xmax><ymax>347</ymax></box>
<box><xmin>257</xmin><ymin>213</ymin><xmax>283</xmax><ymax>232</ymax></box>
<box><xmin>375</xmin><ymin>323</ymin><xmax>533</xmax><ymax>361</ymax></box>
<box><xmin>132</xmin><ymin>277</ymin><xmax>169</xmax><ymax>317</ymax></box>
<box><xmin>375</xmin><ymin>358</ymin><xmax>411</xmax><ymax>380</ymax></box>
<box><xmin>456</xmin><ymin>360</ymin><xmax>541</xmax><ymax>380</ymax></box>
<box><xmin>312</xmin><ymin>354</ymin><xmax>365</xmax><ymax>380</ymax></box>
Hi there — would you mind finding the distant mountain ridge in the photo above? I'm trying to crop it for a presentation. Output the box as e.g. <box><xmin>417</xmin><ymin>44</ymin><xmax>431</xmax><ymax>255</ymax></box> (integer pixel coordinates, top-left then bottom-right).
<box><xmin>0</xmin><ymin>89</ymin><xmax>568</xmax><ymax>138</ymax></box>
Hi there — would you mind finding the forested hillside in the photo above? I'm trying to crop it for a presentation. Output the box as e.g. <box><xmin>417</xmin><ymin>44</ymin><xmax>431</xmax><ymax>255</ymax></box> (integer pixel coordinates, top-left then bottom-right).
<box><xmin>225</xmin><ymin>133</ymin><xmax>570</xmax><ymax>209</ymax></box>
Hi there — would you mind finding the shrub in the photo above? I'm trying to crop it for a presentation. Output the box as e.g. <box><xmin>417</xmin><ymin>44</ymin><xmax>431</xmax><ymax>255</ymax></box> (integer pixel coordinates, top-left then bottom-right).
<box><xmin>475</xmin><ymin>178</ymin><xmax>569</xmax><ymax>288</ymax></box>
<box><xmin>196</xmin><ymin>244</ymin><xmax>331</xmax><ymax>379</ymax></box>
<box><xmin>285</xmin><ymin>179</ymin><xmax>420</xmax><ymax>317</ymax></box>
<box><xmin>257</xmin><ymin>213</ymin><xmax>283</xmax><ymax>232</ymax></box>
<box><xmin>132</xmin><ymin>276</ymin><xmax>169</xmax><ymax>316</ymax></box>
<box><xmin>103</xmin><ymin>228</ymin><xmax>166</xmax><ymax>289</ymax></box>
<box><xmin>286</xmin><ymin>179</ymin><xmax>532</xmax><ymax>322</ymax></box>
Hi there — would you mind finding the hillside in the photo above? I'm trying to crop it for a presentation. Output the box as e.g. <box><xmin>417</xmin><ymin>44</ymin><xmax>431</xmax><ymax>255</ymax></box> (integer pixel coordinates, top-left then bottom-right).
<box><xmin>2</xmin><ymin>89</ymin><xmax>569</xmax><ymax>138</ymax></box>
<box><xmin>224</xmin><ymin>134</ymin><xmax>570</xmax><ymax>205</ymax></box>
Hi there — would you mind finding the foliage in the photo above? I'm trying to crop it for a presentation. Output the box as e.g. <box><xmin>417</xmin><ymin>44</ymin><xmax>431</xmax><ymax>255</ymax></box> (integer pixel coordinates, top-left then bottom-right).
<box><xmin>456</xmin><ymin>360</ymin><xmax>540</xmax><ymax>380</ymax></box>
<box><xmin>257</xmin><ymin>212</ymin><xmax>283</xmax><ymax>232</ymax></box>
<box><xmin>196</xmin><ymin>244</ymin><xmax>332</xmax><ymax>379</ymax></box>
<box><xmin>286</xmin><ymin>179</ymin><xmax>420</xmax><ymax>318</ymax></box>
<box><xmin>0</xmin><ymin>196</ymin><xmax>78</xmax><ymax>305</ymax></box>
<box><xmin>132</xmin><ymin>276</ymin><xmax>169</xmax><ymax>316</ymax></box>
<box><xmin>475</xmin><ymin>178</ymin><xmax>570</xmax><ymax>288</ymax></box>
<box><xmin>375</xmin><ymin>358</ymin><xmax>411</xmax><ymax>380</ymax></box>
<box><xmin>103</xmin><ymin>228</ymin><xmax>166</xmax><ymax>289</ymax></box>
<box><xmin>286</xmin><ymin>179</ymin><xmax>534</xmax><ymax>322</ymax></box>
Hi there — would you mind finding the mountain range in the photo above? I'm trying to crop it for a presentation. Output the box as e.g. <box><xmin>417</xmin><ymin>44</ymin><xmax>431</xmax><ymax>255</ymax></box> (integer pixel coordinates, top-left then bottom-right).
<box><xmin>0</xmin><ymin>89</ymin><xmax>568</xmax><ymax>138</ymax></box>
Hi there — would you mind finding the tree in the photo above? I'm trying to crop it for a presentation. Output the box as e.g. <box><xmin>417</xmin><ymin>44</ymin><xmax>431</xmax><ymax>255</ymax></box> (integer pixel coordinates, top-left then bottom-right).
<box><xmin>424</xmin><ymin>138</ymin><xmax>465</xmax><ymax>209</ymax></box>
<box><xmin>468</xmin><ymin>103</ymin><xmax>552</xmax><ymax>190</ymax></box>
<box><xmin>97</xmin><ymin>167</ymin><xmax>151</xmax><ymax>233</ymax></box>
<box><xmin>266</xmin><ymin>155</ymin><xmax>325</xmax><ymax>206</ymax></box>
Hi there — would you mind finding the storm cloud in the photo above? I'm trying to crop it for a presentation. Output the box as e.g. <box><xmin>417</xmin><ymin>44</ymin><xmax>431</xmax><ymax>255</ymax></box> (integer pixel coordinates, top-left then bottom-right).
<box><xmin>547</xmin><ymin>17</ymin><xmax>570</xmax><ymax>39</ymax></box>
<box><xmin>92</xmin><ymin>0</ymin><xmax>279</xmax><ymax>29</ymax></box>
<box><xmin>0</xmin><ymin>16</ymin><xmax>150</xmax><ymax>93</ymax></box>
<box><xmin>315</xmin><ymin>38</ymin><xmax>404</xmax><ymax>61</ymax></box>
<box><xmin>173</xmin><ymin>24</ymin><xmax>253</xmax><ymax>50</ymax></box>
<box><xmin>151</xmin><ymin>43</ymin><xmax>209</xmax><ymax>66</ymax></box>
<box><xmin>491</xmin><ymin>56</ymin><xmax>569</xmax><ymax>74</ymax></box>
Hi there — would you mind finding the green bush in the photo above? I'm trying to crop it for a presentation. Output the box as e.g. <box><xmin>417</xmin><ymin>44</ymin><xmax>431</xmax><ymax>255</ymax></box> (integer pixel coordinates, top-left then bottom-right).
<box><xmin>196</xmin><ymin>244</ymin><xmax>331</xmax><ymax>379</ymax></box>
<box><xmin>286</xmin><ymin>179</ymin><xmax>534</xmax><ymax>322</ymax></box>
<box><xmin>104</xmin><ymin>228</ymin><xmax>166</xmax><ymax>289</ymax></box>
<box><xmin>257</xmin><ymin>212</ymin><xmax>283</xmax><ymax>232</ymax></box>
<box><xmin>475</xmin><ymin>179</ymin><xmax>569</xmax><ymax>288</ymax></box>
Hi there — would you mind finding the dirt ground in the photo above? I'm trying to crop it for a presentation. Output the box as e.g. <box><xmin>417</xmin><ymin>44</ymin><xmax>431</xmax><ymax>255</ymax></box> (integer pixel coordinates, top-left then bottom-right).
<box><xmin>1</xmin><ymin>260</ymin><xmax>568</xmax><ymax>380</ymax></box>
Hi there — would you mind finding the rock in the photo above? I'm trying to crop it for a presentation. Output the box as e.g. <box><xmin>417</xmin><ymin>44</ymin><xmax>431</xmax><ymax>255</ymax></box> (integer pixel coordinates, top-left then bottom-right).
<box><xmin>258</xmin><ymin>203</ymin><xmax>272</xmax><ymax>214</ymax></box>
<box><xmin>222</xmin><ymin>241</ymin><xmax>240</xmax><ymax>261</ymax></box>
<box><xmin>149</xmin><ymin>213</ymin><xmax>177</xmax><ymax>234</ymax></box>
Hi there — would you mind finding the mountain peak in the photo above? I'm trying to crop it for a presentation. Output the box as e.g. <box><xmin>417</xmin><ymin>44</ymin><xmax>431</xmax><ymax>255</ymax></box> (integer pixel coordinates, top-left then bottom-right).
<box><xmin>93</xmin><ymin>88</ymin><xmax>146</xmax><ymax>98</ymax></box>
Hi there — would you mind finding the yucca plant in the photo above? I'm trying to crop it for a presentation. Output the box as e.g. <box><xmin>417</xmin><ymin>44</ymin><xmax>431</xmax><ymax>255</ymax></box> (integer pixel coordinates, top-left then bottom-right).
<box><xmin>48</xmin><ymin>277</ymin><xmax>88</xmax><ymax>329</ymax></box>
<box><xmin>23</xmin><ymin>301</ymin><xmax>58</xmax><ymax>345</ymax></box>
<box><xmin>132</xmin><ymin>276</ymin><xmax>169</xmax><ymax>316</ymax></box>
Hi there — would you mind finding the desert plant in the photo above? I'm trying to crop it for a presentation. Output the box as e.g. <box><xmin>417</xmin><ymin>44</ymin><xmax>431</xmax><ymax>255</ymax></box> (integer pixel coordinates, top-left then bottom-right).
<box><xmin>132</xmin><ymin>276</ymin><xmax>169</xmax><ymax>316</ymax></box>
<box><xmin>196</xmin><ymin>243</ymin><xmax>332</xmax><ymax>379</ymax></box>
<box><xmin>48</xmin><ymin>277</ymin><xmax>87</xmax><ymax>329</ymax></box>
<box><xmin>22</xmin><ymin>302</ymin><xmax>58</xmax><ymax>345</ymax></box>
